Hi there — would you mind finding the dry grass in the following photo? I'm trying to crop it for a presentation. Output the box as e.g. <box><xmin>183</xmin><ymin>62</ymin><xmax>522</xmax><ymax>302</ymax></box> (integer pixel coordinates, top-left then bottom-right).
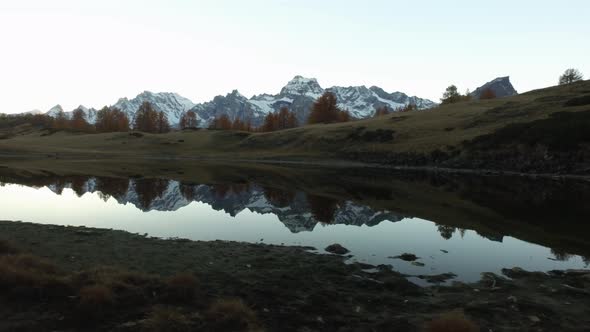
<box><xmin>205</xmin><ymin>298</ymin><xmax>263</xmax><ymax>332</ymax></box>
<box><xmin>141</xmin><ymin>306</ymin><xmax>193</xmax><ymax>332</ymax></box>
<box><xmin>79</xmin><ymin>284</ymin><xmax>115</xmax><ymax>306</ymax></box>
<box><xmin>165</xmin><ymin>273</ymin><xmax>199</xmax><ymax>303</ymax></box>
<box><xmin>0</xmin><ymin>253</ymin><xmax>69</xmax><ymax>298</ymax></box>
<box><xmin>426</xmin><ymin>311</ymin><xmax>479</xmax><ymax>332</ymax></box>
<box><xmin>72</xmin><ymin>266</ymin><xmax>161</xmax><ymax>308</ymax></box>
<box><xmin>2</xmin><ymin>81</ymin><xmax>589</xmax><ymax>163</ymax></box>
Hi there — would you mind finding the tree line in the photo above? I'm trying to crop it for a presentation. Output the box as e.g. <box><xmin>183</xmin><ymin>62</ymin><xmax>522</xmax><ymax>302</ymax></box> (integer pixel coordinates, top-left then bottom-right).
<box><xmin>7</xmin><ymin>68</ymin><xmax>583</xmax><ymax>134</ymax></box>
<box><xmin>207</xmin><ymin>91</ymin><xmax>354</xmax><ymax>133</ymax></box>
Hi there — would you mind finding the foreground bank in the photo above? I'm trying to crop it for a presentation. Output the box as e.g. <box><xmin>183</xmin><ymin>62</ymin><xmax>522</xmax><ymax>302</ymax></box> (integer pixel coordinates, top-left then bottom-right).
<box><xmin>0</xmin><ymin>220</ymin><xmax>589</xmax><ymax>331</ymax></box>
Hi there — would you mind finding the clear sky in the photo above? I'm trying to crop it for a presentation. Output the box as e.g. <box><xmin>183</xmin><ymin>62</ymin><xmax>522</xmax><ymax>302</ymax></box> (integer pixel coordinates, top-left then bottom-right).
<box><xmin>1</xmin><ymin>0</ymin><xmax>588</xmax><ymax>114</ymax></box>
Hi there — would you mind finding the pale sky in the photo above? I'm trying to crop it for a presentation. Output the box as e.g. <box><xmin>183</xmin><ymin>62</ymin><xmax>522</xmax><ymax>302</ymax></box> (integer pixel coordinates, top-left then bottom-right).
<box><xmin>1</xmin><ymin>0</ymin><xmax>588</xmax><ymax>114</ymax></box>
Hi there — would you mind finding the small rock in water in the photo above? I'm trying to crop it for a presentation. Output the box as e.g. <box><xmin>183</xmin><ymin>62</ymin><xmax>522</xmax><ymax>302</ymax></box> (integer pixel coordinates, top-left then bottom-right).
<box><xmin>393</xmin><ymin>253</ymin><xmax>420</xmax><ymax>261</ymax></box>
<box><xmin>325</xmin><ymin>243</ymin><xmax>350</xmax><ymax>255</ymax></box>
<box><xmin>411</xmin><ymin>261</ymin><xmax>425</xmax><ymax>267</ymax></box>
<box><xmin>440</xmin><ymin>249</ymin><xmax>449</xmax><ymax>254</ymax></box>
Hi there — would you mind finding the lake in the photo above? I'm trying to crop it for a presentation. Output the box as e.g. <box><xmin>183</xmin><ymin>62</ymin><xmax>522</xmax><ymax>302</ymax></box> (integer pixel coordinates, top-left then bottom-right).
<box><xmin>1</xmin><ymin>165</ymin><xmax>589</xmax><ymax>284</ymax></box>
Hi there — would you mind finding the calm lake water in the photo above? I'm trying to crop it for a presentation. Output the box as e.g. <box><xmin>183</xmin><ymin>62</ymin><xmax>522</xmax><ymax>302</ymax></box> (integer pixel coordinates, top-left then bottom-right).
<box><xmin>1</xmin><ymin>166</ymin><xmax>589</xmax><ymax>284</ymax></box>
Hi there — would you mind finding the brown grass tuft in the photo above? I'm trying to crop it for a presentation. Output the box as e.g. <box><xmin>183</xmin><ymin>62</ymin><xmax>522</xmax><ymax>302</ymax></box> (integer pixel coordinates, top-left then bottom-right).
<box><xmin>205</xmin><ymin>298</ymin><xmax>262</xmax><ymax>332</ymax></box>
<box><xmin>78</xmin><ymin>284</ymin><xmax>115</xmax><ymax>319</ymax></box>
<box><xmin>426</xmin><ymin>311</ymin><xmax>479</xmax><ymax>332</ymax></box>
<box><xmin>142</xmin><ymin>306</ymin><xmax>192</xmax><ymax>332</ymax></box>
<box><xmin>79</xmin><ymin>284</ymin><xmax>115</xmax><ymax>306</ymax></box>
<box><xmin>0</xmin><ymin>239</ymin><xmax>20</xmax><ymax>255</ymax></box>
<box><xmin>0</xmin><ymin>254</ymin><xmax>68</xmax><ymax>298</ymax></box>
<box><xmin>165</xmin><ymin>273</ymin><xmax>199</xmax><ymax>303</ymax></box>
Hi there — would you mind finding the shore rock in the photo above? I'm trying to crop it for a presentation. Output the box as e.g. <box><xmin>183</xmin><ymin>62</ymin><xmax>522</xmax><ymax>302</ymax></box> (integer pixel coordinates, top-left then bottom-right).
<box><xmin>325</xmin><ymin>243</ymin><xmax>350</xmax><ymax>255</ymax></box>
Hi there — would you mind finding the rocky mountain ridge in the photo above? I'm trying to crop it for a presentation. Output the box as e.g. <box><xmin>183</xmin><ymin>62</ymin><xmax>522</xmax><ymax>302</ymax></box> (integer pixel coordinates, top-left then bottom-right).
<box><xmin>35</xmin><ymin>76</ymin><xmax>437</xmax><ymax>127</ymax></box>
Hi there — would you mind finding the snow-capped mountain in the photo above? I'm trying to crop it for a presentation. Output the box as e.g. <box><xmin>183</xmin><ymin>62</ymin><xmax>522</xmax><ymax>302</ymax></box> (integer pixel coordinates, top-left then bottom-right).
<box><xmin>39</xmin><ymin>76</ymin><xmax>437</xmax><ymax>127</ymax></box>
<box><xmin>41</xmin><ymin>104</ymin><xmax>99</xmax><ymax>123</ymax></box>
<box><xmin>46</xmin><ymin>105</ymin><xmax>64</xmax><ymax>117</ymax></box>
<box><xmin>189</xmin><ymin>90</ymin><xmax>268</xmax><ymax>127</ymax></box>
<box><xmin>113</xmin><ymin>91</ymin><xmax>197</xmax><ymax>125</ymax></box>
<box><xmin>187</xmin><ymin>75</ymin><xmax>436</xmax><ymax>125</ymax></box>
<box><xmin>72</xmin><ymin>105</ymin><xmax>98</xmax><ymax>123</ymax></box>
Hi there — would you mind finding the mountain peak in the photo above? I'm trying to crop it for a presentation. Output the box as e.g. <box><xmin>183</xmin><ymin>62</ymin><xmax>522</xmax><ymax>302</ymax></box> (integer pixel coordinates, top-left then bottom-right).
<box><xmin>229</xmin><ymin>89</ymin><xmax>246</xmax><ymax>99</ymax></box>
<box><xmin>471</xmin><ymin>76</ymin><xmax>518</xmax><ymax>99</ymax></box>
<box><xmin>280</xmin><ymin>75</ymin><xmax>324</xmax><ymax>98</ymax></box>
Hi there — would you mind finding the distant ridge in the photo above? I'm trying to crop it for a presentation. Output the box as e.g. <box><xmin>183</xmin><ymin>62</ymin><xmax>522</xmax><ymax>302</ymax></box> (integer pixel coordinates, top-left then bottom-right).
<box><xmin>33</xmin><ymin>76</ymin><xmax>437</xmax><ymax>127</ymax></box>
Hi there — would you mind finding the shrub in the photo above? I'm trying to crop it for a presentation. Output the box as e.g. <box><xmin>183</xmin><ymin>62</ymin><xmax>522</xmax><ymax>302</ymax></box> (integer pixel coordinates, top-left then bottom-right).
<box><xmin>165</xmin><ymin>273</ymin><xmax>199</xmax><ymax>303</ymax></box>
<box><xmin>204</xmin><ymin>298</ymin><xmax>262</xmax><ymax>332</ymax></box>
<box><xmin>142</xmin><ymin>306</ymin><xmax>192</xmax><ymax>332</ymax></box>
<box><xmin>0</xmin><ymin>254</ymin><xmax>68</xmax><ymax>298</ymax></box>
<box><xmin>426</xmin><ymin>311</ymin><xmax>478</xmax><ymax>332</ymax></box>
<box><xmin>72</xmin><ymin>267</ymin><xmax>159</xmax><ymax>306</ymax></box>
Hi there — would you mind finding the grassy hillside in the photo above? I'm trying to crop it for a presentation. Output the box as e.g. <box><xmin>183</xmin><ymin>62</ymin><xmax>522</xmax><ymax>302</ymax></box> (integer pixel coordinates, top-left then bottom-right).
<box><xmin>1</xmin><ymin>80</ymin><xmax>590</xmax><ymax>173</ymax></box>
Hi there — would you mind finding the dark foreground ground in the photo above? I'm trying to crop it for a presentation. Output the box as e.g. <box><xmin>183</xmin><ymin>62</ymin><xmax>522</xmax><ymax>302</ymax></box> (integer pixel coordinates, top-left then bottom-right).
<box><xmin>0</xmin><ymin>220</ymin><xmax>589</xmax><ymax>332</ymax></box>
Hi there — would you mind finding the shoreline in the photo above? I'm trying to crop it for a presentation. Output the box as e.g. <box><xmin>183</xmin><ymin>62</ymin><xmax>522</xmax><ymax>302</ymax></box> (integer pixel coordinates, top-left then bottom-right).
<box><xmin>1</xmin><ymin>220</ymin><xmax>589</xmax><ymax>331</ymax></box>
<box><xmin>2</xmin><ymin>152</ymin><xmax>590</xmax><ymax>181</ymax></box>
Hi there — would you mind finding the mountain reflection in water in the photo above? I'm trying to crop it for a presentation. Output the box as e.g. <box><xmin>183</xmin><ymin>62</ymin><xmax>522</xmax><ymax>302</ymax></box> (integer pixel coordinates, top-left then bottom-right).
<box><xmin>1</xmin><ymin>166</ymin><xmax>589</xmax><ymax>282</ymax></box>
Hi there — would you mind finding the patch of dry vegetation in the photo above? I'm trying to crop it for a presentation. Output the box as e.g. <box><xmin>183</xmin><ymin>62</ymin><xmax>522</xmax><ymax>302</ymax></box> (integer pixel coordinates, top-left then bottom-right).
<box><xmin>0</xmin><ymin>253</ymin><xmax>70</xmax><ymax>298</ymax></box>
<box><xmin>142</xmin><ymin>306</ymin><xmax>193</xmax><ymax>332</ymax></box>
<box><xmin>205</xmin><ymin>298</ymin><xmax>263</xmax><ymax>332</ymax></box>
<box><xmin>425</xmin><ymin>311</ymin><xmax>479</xmax><ymax>332</ymax></box>
<box><xmin>165</xmin><ymin>272</ymin><xmax>199</xmax><ymax>303</ymax></box>
<box><xmin>0</xmin><ymin>244</ymin><xmax>265</xmax><ymax>331</ymax></box>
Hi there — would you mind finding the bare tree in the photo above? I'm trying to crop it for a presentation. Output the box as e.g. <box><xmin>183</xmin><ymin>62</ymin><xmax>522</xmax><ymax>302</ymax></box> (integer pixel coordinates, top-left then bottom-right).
<box><xmin>559</xmin><ymin>68</ymin><xmax>583</xmax><ymax>85</ymax></box>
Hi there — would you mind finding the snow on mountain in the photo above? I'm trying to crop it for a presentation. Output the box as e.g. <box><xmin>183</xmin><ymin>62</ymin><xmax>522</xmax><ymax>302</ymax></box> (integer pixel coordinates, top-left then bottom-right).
<box><xmin>113</xmin><ymin>91</ymin><xmax>197</xmax><ymax>125</ymax></box>
<box><xmin>369</xmin><ymin>86</ymin><xmax>438</xmax><ymax>110</ymax></box>
<box><xmin>188</xmin><ymin>90</ymin><xmax>268</xmax><ymax>127</ymax></box>
<box><xmin>327</xmin><ymin>85</ymin><xmax>406</xmax><ymax>118</ymax></box>
<box><xmin>22</xmin><ymin>109</ymin><xmax>43</xmax><ymax>115</ymax></box>
<box><xmin>279</xmin><ymin>75</ymin><xmax>324</xmax><ymax>99</ymax></box>
<box><xmin>72</xmin><ymin>105</ymin><xmax>98</xmax><ymax>123</ymax></box>
<box><xmin>46</xmin><ymin>105</ymin><xmax>64</xmax><ymax>117</ymax></box>
<box><xmin>39</xmin><ymin>76</ymin><xmax>437</xmax><ymax>127</ymax></box>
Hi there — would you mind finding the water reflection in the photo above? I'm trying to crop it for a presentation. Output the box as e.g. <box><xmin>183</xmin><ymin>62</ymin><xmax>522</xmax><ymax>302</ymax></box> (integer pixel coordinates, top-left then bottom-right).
<box><xmin>1</xmin><ymin>167</ymin><xmax>590</xmax><ymax>282</ymax></box>
<box><xmin>1</xmin><ymin>174</ymin><xmax>404</xmax><ymax>232</ymax></box>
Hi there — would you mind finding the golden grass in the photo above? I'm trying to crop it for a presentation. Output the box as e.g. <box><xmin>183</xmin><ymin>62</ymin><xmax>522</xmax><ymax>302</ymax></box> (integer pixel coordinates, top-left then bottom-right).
<box><xmin>426</xmin><ymin>311</ymin><xmax>479</xmax><ymax>332</ymax></box>
<box><xmin>204</xmin><ymin>298</ymin><xmax>263</xmax><ymax>332</ymax></box>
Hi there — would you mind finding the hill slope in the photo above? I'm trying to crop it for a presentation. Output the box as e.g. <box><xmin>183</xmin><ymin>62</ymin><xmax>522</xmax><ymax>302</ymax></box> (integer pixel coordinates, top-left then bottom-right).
<box><xmin>1</xmin><ymin>80</ymin><xmax>590</xmax><ymax>174</ymax></box>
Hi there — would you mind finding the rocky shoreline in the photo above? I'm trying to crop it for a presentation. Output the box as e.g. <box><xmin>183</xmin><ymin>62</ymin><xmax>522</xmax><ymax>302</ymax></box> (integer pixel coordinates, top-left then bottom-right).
<box><xmin>1</xmin><ymin>220</ymin><xmax>589</xmax><ymax>331</ymax></box>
